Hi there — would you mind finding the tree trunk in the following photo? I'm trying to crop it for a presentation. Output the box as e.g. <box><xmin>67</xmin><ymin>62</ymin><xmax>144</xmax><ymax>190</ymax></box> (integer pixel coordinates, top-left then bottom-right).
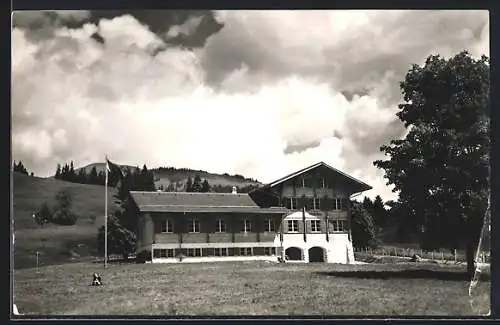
<box><xmin>466</xmin><ymin>239</ymin><xmax>476</xmax><ymax>281</ymax></box>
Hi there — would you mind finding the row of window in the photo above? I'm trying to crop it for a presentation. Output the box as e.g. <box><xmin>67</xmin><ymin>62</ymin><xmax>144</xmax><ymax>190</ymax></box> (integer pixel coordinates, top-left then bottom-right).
<box><xmin>161</xmin><ymin>218</ymin><xmax>276</xmax><ymax>234</ymax></box>
<box><xmin>283</xmin><ymin>197</ymin><xmax>347</xmax><ymax>210</ymax></box>
<box><xmin>286</xmin><ymin>219</ymin><xmax>346</xmax><ymax>232</ymax></box>
<box><xmin>153</xmin><ymin>247</ymin><xmax>277</xmax><ymax>258</ymax></box>
<box><xmin>161</xmin><ymin>218</ymin><xmax>347</xmax><ymax>234</ymax></box>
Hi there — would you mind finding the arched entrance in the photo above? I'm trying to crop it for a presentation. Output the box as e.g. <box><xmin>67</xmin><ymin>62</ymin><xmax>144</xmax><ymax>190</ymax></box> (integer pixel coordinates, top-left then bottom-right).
<box><xmin>308</xmin><ymin>247</ymin><xmax>325</xmax><ymax>262</ymax></box>
<box><xmin>285</xmin><ymin>247</ymin><xmax>303</xmax><ymax>261</ymax></box>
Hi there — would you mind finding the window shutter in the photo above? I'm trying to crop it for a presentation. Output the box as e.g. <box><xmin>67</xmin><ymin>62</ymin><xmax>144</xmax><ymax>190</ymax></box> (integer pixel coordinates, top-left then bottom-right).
<box><xmin>298</xmin><ymin>219</ymin><xmax>305</xmax><ymax>233</ymax></box>
<box><xmin>320</xmin><ymin>218</ymin><xmax>327</xmax><ymax>233</ymax></box>
<box><xmin>306</xmin><ymin>220</ymin><xmax>312</xmax><ymax>233</ymax></box>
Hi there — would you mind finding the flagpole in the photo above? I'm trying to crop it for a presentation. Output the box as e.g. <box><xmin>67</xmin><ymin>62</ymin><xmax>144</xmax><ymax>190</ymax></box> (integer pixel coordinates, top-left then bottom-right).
<box><xmin>105</xmin><ymin>155</ymin><xmax>108</xmax><ymax>269</ymax></box>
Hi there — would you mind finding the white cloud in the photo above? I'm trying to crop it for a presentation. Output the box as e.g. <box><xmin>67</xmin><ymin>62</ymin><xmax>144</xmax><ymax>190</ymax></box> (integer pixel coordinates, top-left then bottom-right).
<box><xmin>98</xmin><ymin>15</ymin><xmax>164</xmax><ymax>52</ymax></box>
<box><xmin>12</xmin><ymin>10</ymin><xmax>489</xmax><ymax>204</ymax></box>
<box><xmin>166</xmin><ymin>16</ymin><xmax>204</xmax><ymax>38</ymax></box>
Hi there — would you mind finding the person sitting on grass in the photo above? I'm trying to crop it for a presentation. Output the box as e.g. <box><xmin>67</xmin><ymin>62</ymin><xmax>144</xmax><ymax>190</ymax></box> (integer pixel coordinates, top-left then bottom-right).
<box><xmin>91</xmin><ymin>273</ymin><xmax>102</xmax><ymax>286</ymax></box>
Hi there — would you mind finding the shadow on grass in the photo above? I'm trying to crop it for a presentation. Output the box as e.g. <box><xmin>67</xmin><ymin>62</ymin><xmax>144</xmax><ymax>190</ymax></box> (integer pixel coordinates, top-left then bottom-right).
<box><xmin>92</xmin><ymin>257</ymin><xmax>137</xmax><ymax>265</ymax></box>
<box><xmin>314</xmin><ymin>269</ymin><xmax>491</xmax><ymax>282</ymax></box>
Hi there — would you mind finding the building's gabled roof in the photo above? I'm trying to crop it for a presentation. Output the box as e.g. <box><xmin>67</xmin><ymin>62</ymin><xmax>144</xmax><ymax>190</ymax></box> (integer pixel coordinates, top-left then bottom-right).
<box><xmin>129</xmin><ymin>191</ymin><xmax>287</xmax><ymax>214</ymax></box>
<box><xmin>258</xmin><ymin>161</ymin><xmax>372</xmax><ymax>193</ymax></box>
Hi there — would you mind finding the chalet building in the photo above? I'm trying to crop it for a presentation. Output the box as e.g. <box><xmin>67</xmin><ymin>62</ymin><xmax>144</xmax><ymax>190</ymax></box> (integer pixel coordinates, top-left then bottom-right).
<box><xmin>130</xmin><ymin>161</ymin><xmax>372</xmax><ymax>264</ymax></box>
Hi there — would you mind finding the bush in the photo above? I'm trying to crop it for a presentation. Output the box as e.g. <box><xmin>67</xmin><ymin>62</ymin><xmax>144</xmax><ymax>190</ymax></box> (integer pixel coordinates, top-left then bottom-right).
<box><xmin>51</xmin><ymin>188</ymin><xmax>77</xmax><ymax>225</ymax></box>
<box><xmin>52</xmin><ymin>210</ymin><xmax>78</xmax><ymax>225</ymax></box>
<box><xmin>35</xmin><ymin>202</ymin><xmax>52</xmax><ymax>226</ymax></box>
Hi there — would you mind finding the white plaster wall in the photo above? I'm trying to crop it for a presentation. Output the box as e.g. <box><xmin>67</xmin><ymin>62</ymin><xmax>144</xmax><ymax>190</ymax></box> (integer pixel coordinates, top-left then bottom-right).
<box><xmin>280</xmin><ymin>233</ymin><xmax>354</xmax><ymax>264</ymax></box>
<box><xmin>326</xmin><ymin>234</ymin><xmax>351</xmax><ymax>264</ymax></box>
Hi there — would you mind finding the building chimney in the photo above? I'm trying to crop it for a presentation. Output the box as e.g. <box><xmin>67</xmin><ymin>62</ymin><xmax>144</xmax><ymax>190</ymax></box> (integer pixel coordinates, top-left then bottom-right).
<box><xmin>232</xmin><ymin>186</ymin><xmax>237</xmax><ymax>194</ymax></box>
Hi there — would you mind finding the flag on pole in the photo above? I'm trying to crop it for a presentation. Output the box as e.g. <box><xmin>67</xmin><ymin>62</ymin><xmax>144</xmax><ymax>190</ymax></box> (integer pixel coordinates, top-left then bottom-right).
<box><xmin>104</xmin><ymin>156</ymin><xmax>125</xmax><ymax>269</ymax></box>
<box><xmin>105</xmin><ymin>158</ymin><xmax>124</xmax><ymax>187</ymax></box>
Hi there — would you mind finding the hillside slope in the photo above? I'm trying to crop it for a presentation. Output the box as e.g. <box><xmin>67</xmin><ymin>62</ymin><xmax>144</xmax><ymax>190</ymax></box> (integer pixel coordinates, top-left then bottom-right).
<box><xmin>75</xmin><ymin>162</ymin><xmax>136</xmax><ymax>176</ymax></box>
<box><xmin>12</xmin><ymin>172</ymin><xmax>118</xmax><ymax>269</ymax></box>
<box><xmin>76</xmin><ymin>163</ymin><xmax>263</xmax><ymax>192</ymax></box>
<box><xmin>153</xmin><ymin>167</ymin><xmax>261</xmax><ymax>192</ymax></box>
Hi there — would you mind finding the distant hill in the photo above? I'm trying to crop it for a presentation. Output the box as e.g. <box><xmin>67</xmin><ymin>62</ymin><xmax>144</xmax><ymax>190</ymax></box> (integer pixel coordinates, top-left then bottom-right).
<box><xmin>12</xmin><ymin>172</ymin><xmax>117</xmax><ymax>269</ymax></box>
<box><xmin>75</xmin><ymin>162</ymin><xmax>136</xmax><ymax>176</ymax></box>
<box><xmin>152</xmin><ymin>166</ymin><xmax>262</xmax><ymax>192</ymax></box>
<box><xmin>76</xmin><ymin>163</ymin><xmax>263</xmax><ymax>193</ymax></box>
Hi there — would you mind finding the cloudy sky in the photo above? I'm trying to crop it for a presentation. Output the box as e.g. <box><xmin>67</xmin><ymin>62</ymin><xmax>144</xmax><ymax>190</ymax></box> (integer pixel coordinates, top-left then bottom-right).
<box><xmin>12</xmin><ymin>10</ymin><xmax>489</xmax><ymax>202</ymax></box>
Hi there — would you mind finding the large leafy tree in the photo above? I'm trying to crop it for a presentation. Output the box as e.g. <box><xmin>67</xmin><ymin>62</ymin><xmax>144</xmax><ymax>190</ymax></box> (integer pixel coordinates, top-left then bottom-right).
<box><xmin>374</xmin><ymin>51</ymin><xmax>489</xmax><ymax>278</ymax></box>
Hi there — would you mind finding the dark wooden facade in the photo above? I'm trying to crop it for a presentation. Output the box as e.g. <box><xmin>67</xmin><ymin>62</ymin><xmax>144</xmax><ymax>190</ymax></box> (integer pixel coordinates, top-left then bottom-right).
<box><xmin>152</xmin><ymin>213</ymin><xmax>282</xmax><ymax>244</ymax></box>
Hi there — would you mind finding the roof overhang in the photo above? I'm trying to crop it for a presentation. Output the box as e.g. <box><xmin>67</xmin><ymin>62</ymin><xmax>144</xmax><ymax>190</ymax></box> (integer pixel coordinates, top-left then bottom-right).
<box><xmin>136</xmin><ymin>205</ymin><xmax>288</xmax><ymax>214</ymax></box>
<box><xmin>252</xmin><ymin>161</ymin><xmax>372</xmax><ymax>194</ymax></box>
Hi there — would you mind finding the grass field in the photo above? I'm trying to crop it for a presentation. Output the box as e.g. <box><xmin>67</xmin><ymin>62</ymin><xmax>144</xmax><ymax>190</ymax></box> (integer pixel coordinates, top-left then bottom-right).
<box><xmin>13</xmin><ymin>261</ymin><xmax>490</xmax><ymax>316</ymax></box>
<box><xmin>12</xmin><ymin>172</ymin><xmax>118</xmax><ymax>269</ymax></box>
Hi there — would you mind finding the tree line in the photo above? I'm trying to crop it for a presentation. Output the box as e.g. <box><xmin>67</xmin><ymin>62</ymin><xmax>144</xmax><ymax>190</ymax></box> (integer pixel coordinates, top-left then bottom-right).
<box><xmin>156</xmin><ymin>166</ymin><xmax>258</xmax><ymax>183</ymax></box>
<box><xmin>54</xmin><ymin>161</ymin><xmax>260</xmax><ymax>194</ymax></box>
<box><xmin>54</xmin><ymin>162</ymin><xmax>156</xmax><ymax>189</ymax></box>
<box><xmin>158</xmin><ymin>175</ymin><xmax>261</xmax><ymax>193</ymax></box>
<box><xmin>12</xmin><ymin>160</ymin><xmax>33</xmax><ymax>176</ymax></box>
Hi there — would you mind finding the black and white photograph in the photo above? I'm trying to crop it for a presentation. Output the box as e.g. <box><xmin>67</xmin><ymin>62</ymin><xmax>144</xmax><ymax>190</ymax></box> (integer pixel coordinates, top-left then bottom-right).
<box><xmin>11</xmin><ymin>9</ymin><xmax>491</xmax><ymax>317</ymax></box>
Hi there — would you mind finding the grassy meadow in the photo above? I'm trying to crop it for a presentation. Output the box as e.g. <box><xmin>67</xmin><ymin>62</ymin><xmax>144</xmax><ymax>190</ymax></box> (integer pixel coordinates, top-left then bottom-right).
<box><xmin>13</xmin><ymin>261</ymin><xmax>489</xmax><ymax>316</ymax></box>
<box><xmin>12</xmin><ymin>172</ymin><xmax>117</xmax><ymax>269</ymax></box>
